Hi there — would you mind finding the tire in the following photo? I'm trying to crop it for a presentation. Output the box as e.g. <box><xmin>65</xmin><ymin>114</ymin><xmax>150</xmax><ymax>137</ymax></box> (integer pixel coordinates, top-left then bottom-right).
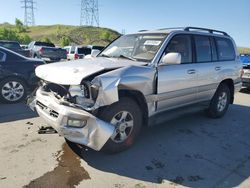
<box><xmin>98</xmin><ymin>97</ymin><xmax>142</xmax><ymax>154</ymax></box>
<box><xmin>206</xmin><ymin>83</ymin><xmax>230</xmax><ymax>118</ymax></box>
<box><xmin>0</xmin><ymin>78</ymin><xmax>27</xmax><ymax>103</ymax></box>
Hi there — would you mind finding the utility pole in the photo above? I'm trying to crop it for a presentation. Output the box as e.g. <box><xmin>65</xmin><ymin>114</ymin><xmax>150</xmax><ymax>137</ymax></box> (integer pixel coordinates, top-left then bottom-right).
<box><xmin>21</xmin><ymin>0</ymin><xmax>36</xmax><ymax>26</ymax></box>
<box><xmin>80</xmin><ymin>0</ymin><xmax>99</xmax><ymax>27</ymax></box>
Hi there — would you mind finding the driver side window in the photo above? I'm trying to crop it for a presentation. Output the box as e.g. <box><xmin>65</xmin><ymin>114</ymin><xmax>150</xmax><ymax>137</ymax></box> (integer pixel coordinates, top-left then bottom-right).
<box><xmin>164</xmin><ymin>35</ymin><xmax>192</xmax><ymax>64</ymax></box>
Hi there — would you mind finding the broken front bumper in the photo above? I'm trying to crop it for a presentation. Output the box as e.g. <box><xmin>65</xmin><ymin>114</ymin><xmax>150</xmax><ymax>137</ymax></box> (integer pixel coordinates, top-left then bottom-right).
<box><xmin>32</xmin><ymin>88</ymin><xmax>115</xmax><ymax>151</ymax></box>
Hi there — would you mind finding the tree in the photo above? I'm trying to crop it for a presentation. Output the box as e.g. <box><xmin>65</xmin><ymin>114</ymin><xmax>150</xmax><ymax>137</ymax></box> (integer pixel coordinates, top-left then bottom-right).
<box><xmin>101</xmin><ymin>31</ymin><xmax>111</xmax><ymax>42</ymax></box>
<box><xmin>0</xmin><ymin>28</ymin><xmax>19</xmax><ymax>41</ymax></box>
<box><xmin>15</xmin><ymin>18</ymin><xmax>26</xmax><ymax>33</ymax></box>
<box><xmin>42</xmin><ymin>37</ymin><xmax>52</xmax><ymax>43</ymax></box>
<box><xmin>18</xmin><ymin>34</ymin><xmax>32</xmax><ymax>44</ymax></box>
<box><xmin>60</xmin><ymin>36</ymin><xmax>70</xmax><ymax>47</ymax></box>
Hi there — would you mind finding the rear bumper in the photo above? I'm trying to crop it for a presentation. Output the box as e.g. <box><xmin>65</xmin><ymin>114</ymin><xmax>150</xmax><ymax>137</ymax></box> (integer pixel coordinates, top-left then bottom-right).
<box><xmin>33</xmin><ymin>88</ymin><xmax>115</xmax><ymax>151</ymax></box>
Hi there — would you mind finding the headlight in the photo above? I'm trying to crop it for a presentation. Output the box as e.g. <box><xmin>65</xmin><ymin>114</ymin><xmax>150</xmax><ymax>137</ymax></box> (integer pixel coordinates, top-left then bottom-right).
<box><xmin>67</xmin><ymin>118</ymin><xmax>87</xmax><ymax>128</ymax></box>
<box><xmin>69</xmin><ymin>85</ymin><xmax>84</xmax><ymax>97</ymax></box>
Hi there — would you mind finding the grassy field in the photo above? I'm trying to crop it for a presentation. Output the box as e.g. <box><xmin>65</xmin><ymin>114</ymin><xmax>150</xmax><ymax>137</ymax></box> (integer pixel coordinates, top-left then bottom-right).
<box><xmin>0</xmin><ymin>23</ymin><xmax>120</xmax><ymax>46</ymax></box>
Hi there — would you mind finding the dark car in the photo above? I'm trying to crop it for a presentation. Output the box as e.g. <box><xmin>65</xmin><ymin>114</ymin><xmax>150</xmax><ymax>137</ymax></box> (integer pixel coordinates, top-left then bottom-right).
<box><xmin>0</xmin><ymin>40</ymin><xmax>30</xmax><ymax>57</ymax></box>
<box><xmin>28</xmin><ymin>41</ymin><xmax>67</xmax><ymax>62</ymax></box>
<box><xmin>240</xmin><ymin>54</ymin><xmax>250</xmax><ymax>88</ymax></box>
<box><xmin>0</xmin><ymin>47</ymin><xmax>44</xmax><ymax>103</ymax></box>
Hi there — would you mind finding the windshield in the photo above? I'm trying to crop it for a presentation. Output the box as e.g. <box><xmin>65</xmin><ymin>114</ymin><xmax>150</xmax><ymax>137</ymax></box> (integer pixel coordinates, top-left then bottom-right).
<box><xmin>99</xmin><ymin>33</ymin><xmax>167</xmax><ymax>62</ymax></box>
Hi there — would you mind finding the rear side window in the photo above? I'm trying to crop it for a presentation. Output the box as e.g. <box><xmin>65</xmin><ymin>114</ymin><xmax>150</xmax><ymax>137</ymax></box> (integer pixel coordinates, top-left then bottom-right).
<box><xmin>215</xmin><ymin>37</ymin><xmax>235</xmax><ymax>61</ymax></box>
<box><xmin>194</xmin><ymin>36</ymin><xmax>212</xmax><ymax>62</ymax></box>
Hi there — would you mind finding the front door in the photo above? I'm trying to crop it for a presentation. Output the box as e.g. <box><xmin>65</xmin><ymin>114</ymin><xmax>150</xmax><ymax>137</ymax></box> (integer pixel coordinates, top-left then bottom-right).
<box><xmin>157</xmin><ymin>34</ymin><xmax>198</xmax><ymax>111</ymax></box>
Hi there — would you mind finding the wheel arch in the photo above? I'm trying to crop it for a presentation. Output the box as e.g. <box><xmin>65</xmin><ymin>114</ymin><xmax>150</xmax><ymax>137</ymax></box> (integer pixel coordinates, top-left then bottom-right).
<box><xmin>0</xmin><ymin>75</ymin><xmax>28</xmax><ymax>88</ymax></box>
<box><xmin>118</xmin><ymin>89</ymin><xmax>149</xmax><ymax>127</ymax></box>
<box><xmin>219</xmin><ymin>79</ymin><xmax>234</xmax><ymax>104</ymax></box>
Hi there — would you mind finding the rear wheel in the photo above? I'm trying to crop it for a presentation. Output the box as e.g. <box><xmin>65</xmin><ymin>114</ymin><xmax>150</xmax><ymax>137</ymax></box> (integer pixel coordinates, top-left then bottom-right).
<box><xmin>206</xmin><ymin>83</ymin><xmax>230</xmax><ymax>118</ymax></box>
<box><xmin>0</xmin><ymin>78</ymin><xmax>27</xmax><ymax>103</ymax></box>
<box><xmin>98</xmin><ymin>97</ymin><xmax>142</xmax><ymax>154</ymax></box>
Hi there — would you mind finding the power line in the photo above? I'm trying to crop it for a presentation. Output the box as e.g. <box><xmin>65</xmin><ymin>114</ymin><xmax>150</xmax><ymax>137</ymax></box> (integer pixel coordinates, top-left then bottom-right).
<box><xmin>80</xmin><ymin>0</ymin><xmax>99</xmax><ymax>27</ymax></box>
<box><xmin>21</xmin><ymin>0</ymin><xmax>36</xmax><ymax>26</ymax></box>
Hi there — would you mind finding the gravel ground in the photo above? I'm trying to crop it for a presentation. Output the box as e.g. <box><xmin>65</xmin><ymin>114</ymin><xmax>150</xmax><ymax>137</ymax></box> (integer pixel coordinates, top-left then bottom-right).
<box><xmin>0</xmin><ymin>89</ymin><xmax>250</xmax><ymax>188</ymax></box>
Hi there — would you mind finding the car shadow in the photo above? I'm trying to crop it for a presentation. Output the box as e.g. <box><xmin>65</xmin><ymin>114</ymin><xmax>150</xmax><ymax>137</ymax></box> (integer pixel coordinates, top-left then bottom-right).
<box><xmin>0</xmin><ymin>102</ymin><xmax>37</xmax><ymax>123</ymax></box>
<box><xmin>69</xmin><ymin>104</ymin><xmax>250</xmax><ymax>188</ymax></box>
<box><xmin>240</xmin><ymin>87</ymin><xmax>250</xmax><ymax>94</ymax></box>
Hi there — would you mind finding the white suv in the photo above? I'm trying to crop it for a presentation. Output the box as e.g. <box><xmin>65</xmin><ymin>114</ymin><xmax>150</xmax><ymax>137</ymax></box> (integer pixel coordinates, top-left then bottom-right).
<box><xmin>64</xmin><ymin>46</ymin><xmax>91</xmax><ymax>60</ymax></box>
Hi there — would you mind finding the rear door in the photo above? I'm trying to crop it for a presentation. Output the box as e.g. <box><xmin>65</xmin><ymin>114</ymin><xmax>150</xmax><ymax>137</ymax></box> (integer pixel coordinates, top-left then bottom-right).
<box><xmin>193</xmin><ymin>35</ymin><xmax>218</xmax><ymax>101</ymax></box>
<box><xmin>195</xmin><ymin>36</ymin><xmax>236</xmax><ymax>101</ymax></box>
<box><xmin>157</xmin><ymin>34</ymin><xmax>198</xmax><ymax>111</ymax></box>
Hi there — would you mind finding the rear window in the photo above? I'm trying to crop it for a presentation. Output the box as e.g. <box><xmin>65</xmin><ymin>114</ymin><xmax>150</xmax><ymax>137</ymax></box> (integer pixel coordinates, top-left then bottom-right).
<box><xmin>34</xmin><ymin>42</ymin><xmax>55</xmax><ymax>47</ymax></box>
<box><xmin>194</xmin><ymin>36</ymin><xmax>212</xmax><ymax>62</ymax></box>
<box><xmin>78</xmin><ymin>47</ymin><xmax>91</xmax><ymax>55</ymax></box>
<box><xmin>0</xmin><ymin>42</ymin><xmax>21</xmax><ymax>50</ymax></box>
<box><xmin>215</xmin><ymin>37</ymin><xmax>235</xmax><ymax>61</ymax></box>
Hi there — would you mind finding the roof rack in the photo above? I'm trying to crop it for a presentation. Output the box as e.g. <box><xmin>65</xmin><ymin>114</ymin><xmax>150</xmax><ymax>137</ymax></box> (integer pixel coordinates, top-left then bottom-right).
<box><xmin>184</xmin><ymin>27</ymin><xmax>228</xmax><ymax>36</ymax></box>
<box><xmin>158</xmin><ymin>27</ymin><xmax>185</xmax><ymax>31</ymax></box>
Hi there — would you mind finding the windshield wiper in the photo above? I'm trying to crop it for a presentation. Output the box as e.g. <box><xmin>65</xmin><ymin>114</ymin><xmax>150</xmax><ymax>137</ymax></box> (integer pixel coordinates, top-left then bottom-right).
<box><xmin>118</xmin><ymin>54</ymin><xmax>137</xmax><ymax>61</ymax></box>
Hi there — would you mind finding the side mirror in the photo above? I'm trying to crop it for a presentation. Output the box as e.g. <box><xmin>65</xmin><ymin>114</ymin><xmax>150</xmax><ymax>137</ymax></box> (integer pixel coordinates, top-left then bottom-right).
<box><xmin>91</xmin><ymin>49</ymin><xmax>101</xmax><ymax>57</ymax></box>
<box><xmin>160</xmin><ymin>52</ymin><xmax>181</xmax><ymax>65</ymax></box>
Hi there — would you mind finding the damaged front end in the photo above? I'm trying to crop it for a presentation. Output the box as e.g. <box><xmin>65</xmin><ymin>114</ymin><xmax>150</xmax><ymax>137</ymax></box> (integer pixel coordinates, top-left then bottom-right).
<box><xmin>28</xmin><ymin>80</ymin><xmax>116</xmax><ymax>151</ymax></box>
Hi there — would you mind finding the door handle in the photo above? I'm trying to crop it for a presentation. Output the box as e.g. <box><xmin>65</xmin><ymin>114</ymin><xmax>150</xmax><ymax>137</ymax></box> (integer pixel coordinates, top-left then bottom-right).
<box><xmin>215</xmin><ymin>66</ymin><xmax>221</xmax><ymax>71</ymax></box>
<box><xmin>187</xmin><ymin>69</ymin><xmax>196</xmax><ymax>74</ymax></box>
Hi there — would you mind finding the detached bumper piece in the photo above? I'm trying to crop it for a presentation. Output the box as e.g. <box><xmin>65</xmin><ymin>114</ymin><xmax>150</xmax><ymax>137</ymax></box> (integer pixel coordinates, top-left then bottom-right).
<box><xmin>32</xmin><ymin>88</ymin><xmax>115</xmax><ymax>151</ymax></box>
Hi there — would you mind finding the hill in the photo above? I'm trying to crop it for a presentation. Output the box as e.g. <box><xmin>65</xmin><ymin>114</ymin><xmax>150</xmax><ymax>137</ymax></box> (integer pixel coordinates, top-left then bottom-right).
<box><xmin>0</xmin><ymin>23</ymin><xmax>120</xmax><ymax>47</ymax></box>
<box><xmin>238</xmin><ymin>47</ymin><xmax>250</xmax><ymax>54</ymax></box>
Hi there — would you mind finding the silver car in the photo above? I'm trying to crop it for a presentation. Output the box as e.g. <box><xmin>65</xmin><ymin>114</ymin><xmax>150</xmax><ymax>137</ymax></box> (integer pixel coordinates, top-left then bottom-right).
<box><xmin>30</xmin><ymin>27</ymin><xmax>242</xmax><ymax>153</ymax></box>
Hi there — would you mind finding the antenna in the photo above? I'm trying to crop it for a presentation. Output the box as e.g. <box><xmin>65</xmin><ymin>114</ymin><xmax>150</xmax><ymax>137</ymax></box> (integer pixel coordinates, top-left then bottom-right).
<box><xmin>80</xmin><ymin>0</ymin><xmax>99</xmax><ymax>27</ymax></box>
<box><xmin>21</xmin><ymin>0</ymin><xmax>36</xmax><ymax>26</ymax></box>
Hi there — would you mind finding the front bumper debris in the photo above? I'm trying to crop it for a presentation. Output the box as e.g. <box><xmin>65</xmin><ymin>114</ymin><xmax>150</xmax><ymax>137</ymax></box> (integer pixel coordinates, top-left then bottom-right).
<box><xmin>30</xmin><ymin>88</ymin><xmax>115</xmax><ymax>151</ymax></box>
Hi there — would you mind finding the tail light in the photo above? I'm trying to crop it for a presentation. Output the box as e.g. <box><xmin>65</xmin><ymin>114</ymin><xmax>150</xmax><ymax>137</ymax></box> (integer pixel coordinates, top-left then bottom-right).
<box><xmin>74</xmin><ymin>54</ymin><xmax>79</xmax><ymax>60</ymax></box>
<box><xmin>39</xmin><ymin>48</ymin><xmax>44</xmax><ymax>54</ymax></box>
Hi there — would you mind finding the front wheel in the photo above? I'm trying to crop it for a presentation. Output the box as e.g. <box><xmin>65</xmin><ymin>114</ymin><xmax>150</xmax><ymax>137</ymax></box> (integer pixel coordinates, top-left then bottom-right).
<box><xmin>98</xmin><ymin>97</ymin><xmax>142</xmax><ymax>154</ymax></box>
<box><xmin>0</xmin><ymin>78</ymin><xmax>27</xmax><ymax>103</ymax></box>
<box><xmin>206</xmin><ymin>83</ymin><xmax>230</xmax><ymax>118</ymax></box>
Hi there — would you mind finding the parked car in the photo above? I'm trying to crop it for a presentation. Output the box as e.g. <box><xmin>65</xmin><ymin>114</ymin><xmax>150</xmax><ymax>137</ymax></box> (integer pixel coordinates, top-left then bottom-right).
<box><xmin>64</xmin><ymin>46</ymin><xmax>91</xmax><ymax>60</ymax></box>
<box><xmin>240</xmin><ymin>53</ymin><xmax>250</xmax><ymax>88</ymax></box>
<box><xmin>86</xmin><ymin>45</ymin><xmax>105</xmax><ymax>51</ymax></box>
<box><xmin>28</xmin><ymin>41</ymin><xmax>67</xmax><ymax>62</ymax></box>
<box><xmin>0</xmin><ymin>47</ymin><xmax>44</xmax><ymax>103</ymax></box>
<box><xmin>0</xmin><ymin>40</ymin><xmax>30</xmax><ymax>57</ymax></box>
<box><xmin>29</xmin><ymin>27</ymin><xmax>242</xmax><ymax>153</ymax></box>
<box><xmin>20</xmin><ymin>44</ymin><xmax>28</xmax><ymax>50</ymax></box>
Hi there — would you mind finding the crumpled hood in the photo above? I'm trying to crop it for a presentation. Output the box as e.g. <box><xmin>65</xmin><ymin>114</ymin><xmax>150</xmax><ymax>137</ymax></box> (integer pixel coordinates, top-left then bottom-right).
<box><xmin>35</xmin><ymin>57</ymin><xmax>147</xmax><ymax>85</ymax></box>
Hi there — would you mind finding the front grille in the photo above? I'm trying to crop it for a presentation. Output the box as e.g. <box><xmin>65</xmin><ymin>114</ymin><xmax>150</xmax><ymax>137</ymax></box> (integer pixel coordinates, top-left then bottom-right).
<box><xmin>36</xmin><ymin>101</ymin><xmax>59</xmax><ymax>118</ymax></box>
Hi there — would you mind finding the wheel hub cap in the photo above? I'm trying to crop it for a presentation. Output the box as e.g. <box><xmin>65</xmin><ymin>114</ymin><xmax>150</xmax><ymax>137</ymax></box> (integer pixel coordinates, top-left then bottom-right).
<box><xmin>110</xmin><ymin>111</ymin><xmax>134</xmax><ymax>143</ymax></box>
<box><xmin>217</xmin><ymin>92</ymin><xmax>227</xmax><ymax>112</ymax></box>
<box><xmin>1</xmin><ymin>81</ymin><xmax>24</xmax><ymax>101</ymax></box>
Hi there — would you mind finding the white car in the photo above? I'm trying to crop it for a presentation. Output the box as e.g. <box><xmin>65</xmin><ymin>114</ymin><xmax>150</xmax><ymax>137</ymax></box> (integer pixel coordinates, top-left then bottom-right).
<box><xmin>64</xmin><ymin>46</ymin><xmax>91</xmax><ymax>60</ymax></box>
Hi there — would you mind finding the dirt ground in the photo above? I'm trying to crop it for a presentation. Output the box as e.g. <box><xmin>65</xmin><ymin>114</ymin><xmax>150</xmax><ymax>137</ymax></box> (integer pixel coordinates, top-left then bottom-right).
<box><xmin>0</xmin><ymin>89</ymin><xmax>250</xmax><ymax>188</ymax></box>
